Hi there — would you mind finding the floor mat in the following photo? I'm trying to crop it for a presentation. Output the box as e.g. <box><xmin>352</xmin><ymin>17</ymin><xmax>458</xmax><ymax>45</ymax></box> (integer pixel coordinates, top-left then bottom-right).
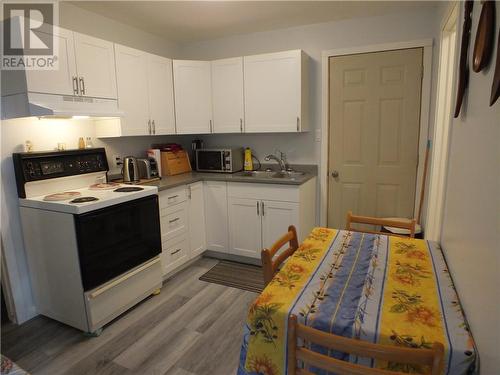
<box><xmin>199</xmin><ymin>260</ymin><xmax>264</xmax><ymax>293</ymax></box>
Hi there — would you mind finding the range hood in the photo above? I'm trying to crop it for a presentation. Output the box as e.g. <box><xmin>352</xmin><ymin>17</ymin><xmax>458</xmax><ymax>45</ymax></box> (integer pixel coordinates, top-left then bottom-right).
<box><xmin>1</xmin><ymin>92</ymin><xmax>124</xmax><ymax>120</ymax></box>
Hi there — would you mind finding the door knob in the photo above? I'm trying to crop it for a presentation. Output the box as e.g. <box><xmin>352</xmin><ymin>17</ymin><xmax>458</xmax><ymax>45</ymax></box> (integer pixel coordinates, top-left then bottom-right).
<box><xmin>331</xmin><ymin>170</ymin><xmax>339</xmax><ymax>178</ymax></box>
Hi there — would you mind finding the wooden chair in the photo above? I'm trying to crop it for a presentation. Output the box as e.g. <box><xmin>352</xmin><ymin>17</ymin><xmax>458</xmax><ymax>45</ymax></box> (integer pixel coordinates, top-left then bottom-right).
<box><xmin>261</xmin><ymin>225</ymin><xmax>299</xmax><ymax>285</ymax></box>
<box><xmin>287</xmin><ymin>314</ymin><xmax>444</xmax><ymax>375</ymax></box>
<box><xmin>346</xmin><ymin>211</ymin><xmax>416</xmax><ymax>238</ymax></box>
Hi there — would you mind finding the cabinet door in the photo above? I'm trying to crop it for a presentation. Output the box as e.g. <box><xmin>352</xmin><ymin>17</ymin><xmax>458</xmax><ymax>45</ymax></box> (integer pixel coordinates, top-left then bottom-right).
<box><xmin>244</xmin><ymin>50</ymin><xmax>302</xmax><ymax>132</ymax></box>
<box><xmin>73</xmin><ymin>32</ymin><xmax>117</xmax><ymax>99</ymax></box>
<box><xmin>211</xmin><ymin>57</ymin><xmax>244</xmax><ymax>133</ymax></box>
<box><xmin>188</xmin><ymin>182</ymin><xmax>206</xmax><ymax>258</ymax></box>
<box><xmin>228</xmin><ymin>198</ymin><xmax>262</xmax><ymax>259</ymax></box>
<box><xmin>26</xmin><ymin>27</ymin><xmax>77</xmax><ymax>96</ymax></box>
<box><xmin>173</xmin><ymin>60</ymin><xmax>212</xmax><ymax>134</ymax></box>
<box><xmin>261</xmin><ymin>200</ymin><xmax>299</xmax><ymax>250</ymax></box>
<box><xmin>114</xmin><ymin>44</ymin><xmax>150</xmax><ymax>136</ymax></box>
<box><xmin>148</xmin><ymin>54</ymin><xmax>176</xmax><ymax>135</ymax></box>
<box><xmin>204</xmin><ymin>181</ymin><xmax>228</xmax><ymax>252</ymax></box>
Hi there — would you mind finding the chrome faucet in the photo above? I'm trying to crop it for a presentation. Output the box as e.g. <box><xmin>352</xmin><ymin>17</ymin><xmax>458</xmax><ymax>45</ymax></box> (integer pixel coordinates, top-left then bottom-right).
<box><xmin>264</xmin><ymin>151</ymin><xmax>287</xmax><ymax>171</ymax></box>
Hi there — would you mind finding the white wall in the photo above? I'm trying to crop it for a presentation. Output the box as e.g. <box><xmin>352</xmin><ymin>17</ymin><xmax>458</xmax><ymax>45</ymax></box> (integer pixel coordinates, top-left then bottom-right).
<box><xmin>59</xmin><ymin>2</ymin><xmax>179</xmax><ymax>57</ymax></box>
<box><xmin>439</xmin><ymin>4</ymin><xmax>500</xmax><ymax>374</ymax></box>
<box><xmin>178</xmin><ymin>7</ymin><xmax>444</xmax><ymax>166</ymax></box>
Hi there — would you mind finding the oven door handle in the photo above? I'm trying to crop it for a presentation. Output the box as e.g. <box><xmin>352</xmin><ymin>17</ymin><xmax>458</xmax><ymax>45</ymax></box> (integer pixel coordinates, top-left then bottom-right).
<box><xmin>87</xmin><ymin>257</ymin><xmax>160</xmax><ymax>299</ymax></box>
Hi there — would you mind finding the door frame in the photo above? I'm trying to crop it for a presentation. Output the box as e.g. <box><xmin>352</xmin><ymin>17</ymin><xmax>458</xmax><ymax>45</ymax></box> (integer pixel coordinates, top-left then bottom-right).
<box><xmin>320</xmin><ymin>39</ymin><xmax>434</xmax><ymax>227</ymax></box>
<box><xmin>424</xmin><ymin>4</ymin><xmax>459</xmax><ymax>241</ymax></box>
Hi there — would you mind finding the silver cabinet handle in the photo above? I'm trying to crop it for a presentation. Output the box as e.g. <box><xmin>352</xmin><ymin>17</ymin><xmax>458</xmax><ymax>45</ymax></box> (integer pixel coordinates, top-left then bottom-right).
<box><xmin>168</xmin><ymin>194</ymin><xmax>179</xmax><ymax>200</ymax></box>
<box><xmin>257</xmin><ymin>201</ymin><xmax>260</xmax><ymax>216</ymax></box>
<box><xmin>187</xmin><ymin>186</ymin><xmax>192</xmax><ymax>199</ymax></box>
<box><xmin>72</xmin><ymin>76</ymin><xmax>79</xmax><ymax>95</ymax></box>
<box><xmin>240</xmin><ymin>118</ymin><xmax>243</xmax><ymax>132</ymax></box>
<box><xmin>171</xmin><ymin>248</ymin><xmax>182</xmax><ymax>255</ymax></box>
<box><xmin>331</xmin><ymin>170</ymin><xmax>339</xmax><ymax>178</ymax></box>
<box><xmin>152</xmin><ymin>120</ymin><xmax>156</xmax><ymax>135</ymax></box>
<box><xmin>148</xmin><ymin>120</ymin><xmax>151</xmax><ymax>134</ymax></box>
<box><xmin>296</xmin><ymin>116</ymin><xmax>300</xmax><ymax>131</ymax></box>
<box><xmin>169</xmin><ymin>217</ymin><xmax>180</xmax><ymax>224</ymax></box>
<box><xmin>79</xmin><ymin>77</ymin><xmax>85</xmax><ymax>95</ymax></box>
<box><xmin>261</xmin><ymin>201</ymin><xmax>265</xmax><ymax>216</ymax></box>
<box><xmin>209</xmin><ymin>119</ymin><xmax>213</xmax><ymax>133</ymax></box>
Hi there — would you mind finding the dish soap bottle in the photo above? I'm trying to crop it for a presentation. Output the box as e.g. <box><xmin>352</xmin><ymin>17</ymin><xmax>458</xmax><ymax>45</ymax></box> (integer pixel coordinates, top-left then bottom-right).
<box><xmin>244</xmin><ymin>147</ymin><xmax>253</xmax><ymax>171</ymax></box>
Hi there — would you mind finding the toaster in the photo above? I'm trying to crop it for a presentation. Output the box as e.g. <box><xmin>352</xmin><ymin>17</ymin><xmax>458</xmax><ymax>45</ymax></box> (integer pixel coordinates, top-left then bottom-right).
<box><xmin>137</xmin><ymin>158</ymin><xmax>154</xmax><ymax>179</ymax></box>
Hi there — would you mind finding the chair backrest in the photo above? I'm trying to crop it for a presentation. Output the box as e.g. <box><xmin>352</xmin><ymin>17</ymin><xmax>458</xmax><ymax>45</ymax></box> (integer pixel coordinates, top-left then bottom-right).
<box><xmin>287</xmin><ymin>315</ymin><xmax>444</xmax><ymax>375</ymax></box>
<box><xmin>261</xmin><ymin>225</ymin><xmax>299</xmax><ymax>285</ymax></box>
<box><xmin>346</xmin><ymin>211</ymin><xmax>416</xmax><ymax>238</ymax></box>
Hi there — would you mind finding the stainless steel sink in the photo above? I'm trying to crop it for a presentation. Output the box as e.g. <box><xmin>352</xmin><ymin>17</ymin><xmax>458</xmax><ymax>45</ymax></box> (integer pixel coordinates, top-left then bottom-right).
<box><xmin>237</xmin><ymin>170</ymin><xmax>305</xmax><ymax>179</ymax></box>
<box><xmin>239</xmin><ymin>171</ymin><xmax>274</xmax><ymax>177</ymax></box>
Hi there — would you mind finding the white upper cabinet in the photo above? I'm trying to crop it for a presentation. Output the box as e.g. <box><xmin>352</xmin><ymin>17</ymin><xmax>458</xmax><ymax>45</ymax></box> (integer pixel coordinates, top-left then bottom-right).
<box><xmin>173</xmin><ymin>60</ymin><xmax>212</xmax><ymax>134</ymax></box>
<box><xmin>73</xmin><ymin>33</ymin><xmax>117</xmax><ymax>99</ymax></box>
<box><xmin>147</xmin><ymin>54</ymin><xmax>176</xmax><ymax>135</ymax></box>
<box><xmin>244</xmin><ymin>50</ymin><xmax>309</xmax><ymax>132</ymax></box>
<box><xmin>113</xmin><ymin>44</ymin><xmax>150</xmax><ymax>136</ymax></box>
<box><xmin>211</xmin><ymin>57</ymin><xmax>245</xmax><ymax>133</ymax></box>
<box><xmin>25</xmin><ymin>27</ymin><xmax>77</xmax><ymax>96</ymax></box>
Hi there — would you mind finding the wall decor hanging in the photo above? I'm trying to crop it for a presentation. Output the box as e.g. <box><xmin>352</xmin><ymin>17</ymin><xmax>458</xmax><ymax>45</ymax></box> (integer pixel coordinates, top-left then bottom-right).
<box><xmin>490</xmin><ymin>28</ymin><xmax>500</xmax><ymax>106</ymax></box>
<box><xmin>472</xmin><ymin>0</ymin><xmax>495</xmax><ymax>72</ymax></box>
<box><xmin>454</xmin><ymin>0</ymin><xmax>474</xmax><ymax>118</ymax></box>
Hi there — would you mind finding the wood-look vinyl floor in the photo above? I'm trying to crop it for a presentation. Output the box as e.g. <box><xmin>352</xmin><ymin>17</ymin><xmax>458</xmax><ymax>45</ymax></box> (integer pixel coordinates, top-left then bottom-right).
<box><xmin>1</xmin><ymin>258</ymin><xmax>257</xmax><ymax>375</ymax></box>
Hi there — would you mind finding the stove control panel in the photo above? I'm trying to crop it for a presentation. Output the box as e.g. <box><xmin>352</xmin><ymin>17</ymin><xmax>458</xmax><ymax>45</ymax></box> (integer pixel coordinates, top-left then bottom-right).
<box><xmin>13</xmin><ymin>148</ymin><xmax>109</xmax><ymax>198</ymax></box>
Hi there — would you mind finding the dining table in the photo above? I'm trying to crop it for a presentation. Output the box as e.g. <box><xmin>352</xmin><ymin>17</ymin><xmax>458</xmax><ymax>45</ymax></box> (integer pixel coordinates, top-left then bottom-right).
<box><xmin>237</xmin><ymin>228</ymin><xmax>477</xmax><ymax>375</ymax></box>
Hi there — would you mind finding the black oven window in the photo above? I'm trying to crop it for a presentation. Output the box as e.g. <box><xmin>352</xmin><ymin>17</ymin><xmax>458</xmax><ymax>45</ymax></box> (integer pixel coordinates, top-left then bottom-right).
<box><xmin>74</xmin><ymin>195</ymin><xmax>161</xmax><ymax>291</ymax></box>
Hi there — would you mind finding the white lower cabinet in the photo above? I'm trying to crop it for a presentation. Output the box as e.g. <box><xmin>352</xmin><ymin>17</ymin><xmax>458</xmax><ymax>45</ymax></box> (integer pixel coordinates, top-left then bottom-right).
<box><xmin>228</xmin><ymin>198</ymin><xmax>263</xmax><ymax>258</ymax></box>
<box><xmin>227</xmin><ymin>179</ymin><xmax>316</xmax><ymax>260</ymax></box>
<box><xmin>204</xmin><ymin>181</ymin><xmax>229</xmax><ymax>252</ymax></box>
<box><xmin>261</xmin><ymin>200</ymin><xmax>299</xmax><ymax>250</ymax></box>
<box><xmin>188</xmin><ymin>182</ymin><xmax>207</xmax><ymax>258</ymax></box>
<box><xmin>158</xmin><ymin>178</ymin><xmax>315</xmax><ymax>273</ymax></box>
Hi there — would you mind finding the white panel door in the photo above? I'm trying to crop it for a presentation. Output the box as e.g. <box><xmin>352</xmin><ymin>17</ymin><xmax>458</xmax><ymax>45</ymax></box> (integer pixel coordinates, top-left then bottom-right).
<box><xmin>244</xmin><ymin>50</ymin><xmax>301</xmax><ymax>132</ymax></box>
<box><xmin>188</xmin><ymin>182</ymin><xmax>207</xmax><ymax>258</ymax></box>
<box><xmin>261</xmin><ymin>200</ymin><xmax>299</xmax><ymax>250</ymax></box>
<box><xmin>228</xmin><ymin>198</ymin><xmax>262</xmax><ymax>259</ymax></box>
<box><xmin>211</xmin><ymin>57</ymin><xmax>245</xmax><ymax>133</ymax></box>
<box><xmin>114</xmin><ymin>44</ymin><xmax>150</xmax><ymax>136</ymax></box>
<box><xmin>148</xmin><ymin>54</ymin><xmax>176</xmax><ymax>135</ymax></box>
<box><xmin>73</xmin><ymin>32</ymin><xmax>117</xmax><ymax>99</ymax></box>
<box><xmin>328</xmin><ymin>48</ymin><xmax>423</xmax><ymax>228</ymax></box>
<box><xmin>26</xmin><ymin>27</ymin><xmax>77</xmax><ymax>96</ymax></box>
<box><xmin>173</xmin><ymin>60</ymin><xmax>212</xmax><ymax>134</ymax></box>
<box><xmin>204</xmin><ymin>181</ymin><xmax>229</xmax><ymax>252</ymax></box>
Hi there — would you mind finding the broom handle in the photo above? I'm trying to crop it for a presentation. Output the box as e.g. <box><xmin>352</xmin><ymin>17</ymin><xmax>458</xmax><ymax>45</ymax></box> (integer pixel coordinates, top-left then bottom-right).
<box><xmin>417</xmin><ymin>140</ymin><xmax>431</xmax><ymax>224</ymax></box>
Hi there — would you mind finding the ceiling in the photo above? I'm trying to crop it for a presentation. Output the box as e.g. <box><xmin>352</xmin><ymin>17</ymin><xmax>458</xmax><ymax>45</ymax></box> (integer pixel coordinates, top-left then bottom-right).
<box><xmin>69</xmin><ymin>1</ymin><xmax>440</xmax><ymax>44</ymax></box>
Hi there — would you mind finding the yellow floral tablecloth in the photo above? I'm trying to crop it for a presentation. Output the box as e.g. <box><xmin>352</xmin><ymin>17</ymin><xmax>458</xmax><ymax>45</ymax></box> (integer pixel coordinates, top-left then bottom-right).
<box><xmin>237</xmin><ymin>228</ymin><xmax>477</xmax><ymax>375</ymax></box>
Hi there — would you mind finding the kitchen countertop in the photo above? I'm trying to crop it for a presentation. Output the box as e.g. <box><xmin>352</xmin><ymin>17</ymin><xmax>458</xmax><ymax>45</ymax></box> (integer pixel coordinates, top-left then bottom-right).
<box><xmin>140</xmin><ymin>165</ymin><xmax>317</xmax><ymax>191</ymax></box>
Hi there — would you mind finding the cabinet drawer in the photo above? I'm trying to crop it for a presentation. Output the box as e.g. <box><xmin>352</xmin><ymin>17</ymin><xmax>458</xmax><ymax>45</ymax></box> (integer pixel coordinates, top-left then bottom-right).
<box><xmin>160</xmin><ymin>202</ymin><xmax>188</xmax><ymax>240</ymax></box>
<box><xmin>159</xmin><ymin>186</ymin><xmax>187</xmax><ymax>208</ymax></box>
<box><xmin>84</xmin><ymin>257</ymin><xmax>161</xmax><ymax>331</ymax></box>
<box><xmin>161</xmin><ymin>233</ymin><xmax>190</xmax><ymax>275</ymax></box>
<box><xmin>227</xmin><ymin>182</ymin><xmax>299</xmax><ymax>202</ymax></box>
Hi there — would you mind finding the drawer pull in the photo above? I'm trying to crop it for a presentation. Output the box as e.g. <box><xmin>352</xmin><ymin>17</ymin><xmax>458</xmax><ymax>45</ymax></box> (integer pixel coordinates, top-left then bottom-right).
<box><xmin>171</xmin><ymin>248</ymin><xmax>182</xmax><ymax>255</ymax></box>
<box><xmin>167</xmin><ymin>195</ymin><xmax>179</xmax><ymax>200</ymax></box>
<box><xmin>169</xmin><ymin>217</ymin><xmax>180</xmax><ymax>224</ymax></box>
<box><xmin>88</xmin><ymin>258</ymin><xmax>160</xmax><ymax>299</ymax></box>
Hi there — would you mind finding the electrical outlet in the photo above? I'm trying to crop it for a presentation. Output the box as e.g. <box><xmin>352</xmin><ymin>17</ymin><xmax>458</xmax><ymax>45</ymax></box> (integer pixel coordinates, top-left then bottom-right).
<box><xmin>113</xmin><ymin>155</ymin><xmax>122</xmax><ymax>169</ymax></box>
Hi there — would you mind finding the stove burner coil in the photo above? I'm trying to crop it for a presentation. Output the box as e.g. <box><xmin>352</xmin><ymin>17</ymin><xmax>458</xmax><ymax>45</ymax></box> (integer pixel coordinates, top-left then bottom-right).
<box><xmin>70</xmin><ymin>196</ymin><xmax>99</xmax><ymax>203</ymax></box>
<box><xmin>114</xmin><ymin>187</ymin><xmax>144</xmax><ymax>192</ymax></box>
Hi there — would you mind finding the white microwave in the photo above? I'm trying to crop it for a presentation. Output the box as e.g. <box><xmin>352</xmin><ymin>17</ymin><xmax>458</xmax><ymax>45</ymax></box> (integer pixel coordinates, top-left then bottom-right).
<box><xmin>195</xmin><ymin>148</ymin><xmax>244</xmax><ymax>173</ymax></box>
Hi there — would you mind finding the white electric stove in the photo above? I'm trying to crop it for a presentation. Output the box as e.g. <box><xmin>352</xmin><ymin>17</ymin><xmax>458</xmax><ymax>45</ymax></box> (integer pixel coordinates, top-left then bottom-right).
<box><xmin>13</xmin><ymin>148</ymin><xmax>162</xmax><ymax>336</ymax></box>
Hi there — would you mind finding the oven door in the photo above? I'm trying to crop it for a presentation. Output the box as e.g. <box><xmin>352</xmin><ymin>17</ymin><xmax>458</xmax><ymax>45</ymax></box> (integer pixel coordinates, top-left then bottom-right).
<box><xmin>196</xmin><ymin>150</ymin><xmax>224</xmax><ymax>172</ymax></box>
<box><xmin>74</xmin><ymin>195</ymin><xmax>161</xmax><ymax>291</ymax></box>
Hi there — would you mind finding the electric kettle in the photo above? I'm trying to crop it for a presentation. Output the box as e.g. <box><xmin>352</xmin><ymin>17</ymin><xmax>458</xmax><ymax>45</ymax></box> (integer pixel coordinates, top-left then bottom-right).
<box><xmin>122</xmin><ymin>156</ymin><xmax>139</xmax><ymax>183</ymax></box>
